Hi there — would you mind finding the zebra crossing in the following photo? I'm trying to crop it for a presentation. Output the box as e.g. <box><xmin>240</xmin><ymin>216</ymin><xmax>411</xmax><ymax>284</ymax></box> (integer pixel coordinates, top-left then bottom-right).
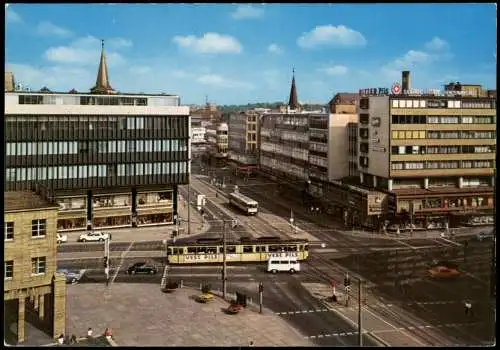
<box><xmin>275</xmin><ymin>308</ymin><xmax>330</xmax><ymax>316</ymax></box>
<box><xmin>303</xmin><ymin>321</ymin><xmax>483</xmax><ymax>340</ymax></box>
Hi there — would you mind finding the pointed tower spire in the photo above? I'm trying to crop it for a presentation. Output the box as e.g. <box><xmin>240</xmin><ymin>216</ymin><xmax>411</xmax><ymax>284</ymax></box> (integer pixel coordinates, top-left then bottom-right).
<box><xmin>90</xmin><ymin>39</ymin><xmax>116</xmax><ymax>94</ymax></box>
<box><xmin>288</xmin><ymin>68</ymin><xmax>299</xmax><ymax>110</ymax></box>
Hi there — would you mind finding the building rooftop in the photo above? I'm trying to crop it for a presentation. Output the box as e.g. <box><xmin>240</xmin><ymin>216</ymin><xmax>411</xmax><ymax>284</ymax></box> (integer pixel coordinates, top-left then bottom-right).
<box><xmin>4</xmin><ymin>191</ymin><xmax>59</xmax><ymax>212</ymax></box>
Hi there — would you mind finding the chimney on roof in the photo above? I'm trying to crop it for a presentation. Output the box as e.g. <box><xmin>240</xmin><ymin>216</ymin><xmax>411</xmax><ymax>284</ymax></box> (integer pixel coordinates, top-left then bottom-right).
<box><xmin>402</xmin><ymin>71</ymin><xmax>411</xmax><ymax>91</ymax></box>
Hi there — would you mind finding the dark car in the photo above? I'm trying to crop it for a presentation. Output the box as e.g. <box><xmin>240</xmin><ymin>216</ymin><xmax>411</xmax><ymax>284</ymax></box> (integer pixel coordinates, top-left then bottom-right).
<box><xmin>474</xmin><ymin>232</ymin><xmax>495</xmax><ymax>242</ymax></box>
<box><xmin>127</xmin><ymin>262</ymin><xmax>158</xmax><ymax>275</ymax></box>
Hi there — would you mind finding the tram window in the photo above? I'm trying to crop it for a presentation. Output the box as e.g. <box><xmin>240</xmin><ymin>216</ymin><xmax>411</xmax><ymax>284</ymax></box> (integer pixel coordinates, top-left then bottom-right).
<box><xmin>227</xmin><ymin>246</ymin><xmax>236</xmax><ymax>253</ymax></box>
<box><xmin>219</xmin><ymin>247</ymin><xmax>224</xmax><ymax>254</ymax></box>
<box><xmin>280</xmin><ymin>261</ymin><xmax>289</xmax><ymax>264</ymax></box>
<box><xmin>187</xmin><ymin>247</ymin><xmax>197</xmax><ymax>254</ymax></box>
<box><xmin>256</xmin><ymin>246</ymin><xmax>265</xmax><ymax>252</ymax></box>
<box><xmin>304</xmin><ymin>245</ymin><xmax>309</xmax><ymax>251</ymax></box>
<box><xmin>269</xmin><ymin>245</ymin><xmax>279</xmax><ymax>252</ymax></box>
<box><xmin>197</xmin><ymin>247</ymin><xmax>207</xmax><ymax>254</ymax></box>
<box><xmin>243</xmin><ymin>246</ymin><xmax>253</xmax><ymax>253</ymax></box>
<box><xmin>299</xmin><ymin>245</ymin><xmax>304</xmax><ymax>252</ymax></box>
<box><xmin>286</xmin><ymin>245</ymin><xmax>297</xmax><ymax>252</ymax></box>
<box><xmin>206</xmin><ymin>246</ymin><xmax>217</xmax><ymax>254</ymax></box>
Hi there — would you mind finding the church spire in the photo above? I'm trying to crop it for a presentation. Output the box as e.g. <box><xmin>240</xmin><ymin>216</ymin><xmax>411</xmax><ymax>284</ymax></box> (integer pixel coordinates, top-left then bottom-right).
<box><xmin>90</xmin><ymin>39</ymin><xmax>116</xmax><ymax>95</ymax></box>
<box><xmin>288</xmin><ymin>68</ymin><xmax>299</xmax><ymax>110</ymax></box>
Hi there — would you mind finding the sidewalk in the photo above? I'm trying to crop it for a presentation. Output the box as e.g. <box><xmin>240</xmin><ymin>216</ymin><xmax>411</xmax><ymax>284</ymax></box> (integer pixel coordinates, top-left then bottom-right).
<box><xmin>66</xmin><ymin>283</ymin><xmax>314</xmax><ymax>347</ymax></box>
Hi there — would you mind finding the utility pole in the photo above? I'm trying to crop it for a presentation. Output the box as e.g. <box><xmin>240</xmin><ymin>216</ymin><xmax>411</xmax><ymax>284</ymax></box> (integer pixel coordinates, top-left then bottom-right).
<box><xmin>104</xmin><ymin>237</ymin><xmax>110</xmax><ymax>286</ymax></box>
<box><xmin>409</xmin><ymin>201</ymin><xmax>414</xmax><ymax>236</ymax></box>
<box><xmin>222</xmin><ymin>220</ymin><xmax>227</xmax><ymax>299</ymax></box>
<box><xmin>259</xmin><ymin>282</ymin><xmax>264</xmax><ymax>314</ymax></box>
<box><xmin>187</xmin><ymin>182</ymin><xmax>191</xmax><ymax>235</ymax></box>
<box><xmin>358</xmin><ymin>278</ymin><xmax>363</xmax><ymax>346</ymax></box>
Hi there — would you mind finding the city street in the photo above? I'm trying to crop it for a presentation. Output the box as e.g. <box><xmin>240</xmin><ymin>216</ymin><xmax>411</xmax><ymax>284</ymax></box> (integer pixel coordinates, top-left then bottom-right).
<box><xmin>54</xmin><ymin>164</ymin><xmax>496</xmax><ymax>347</ymax></box>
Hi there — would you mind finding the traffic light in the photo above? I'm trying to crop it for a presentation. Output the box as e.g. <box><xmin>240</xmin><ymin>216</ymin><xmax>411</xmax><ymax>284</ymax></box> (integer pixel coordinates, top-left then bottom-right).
<box><xmin>259</xmin><ymin>282</ymin><xmax>264</xmax><ymax>293</ymax></box>
<box><xmin>103</xmin><ymin>256</ymin><xmax>108</xmax><ymax>268</ymax></box>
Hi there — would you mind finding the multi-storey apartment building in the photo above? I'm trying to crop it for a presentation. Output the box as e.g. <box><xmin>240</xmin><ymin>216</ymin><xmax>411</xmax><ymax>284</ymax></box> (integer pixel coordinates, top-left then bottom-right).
<box><xmin>4</xmin><ymin>191</ymin><xmax>65</xmax><ymax>344</ymax></box>
<box><xmin>4</xmin><ymin>43</ymin><xmax>190</xmax><ymax>232</ymax></box>
<box><xmin>357</xmin><ymin>71</ymin><xmax>496</xmax><ymax>228</ymax></box>
<box><xmin>228</xmin><ymin>110</ymin><xmax>259</xmax><ymax>166</ymax></box>
<box><xmin>205</xmin><ymin>122</ymin><xmax>229</xmax><ymax>166</ymax></box>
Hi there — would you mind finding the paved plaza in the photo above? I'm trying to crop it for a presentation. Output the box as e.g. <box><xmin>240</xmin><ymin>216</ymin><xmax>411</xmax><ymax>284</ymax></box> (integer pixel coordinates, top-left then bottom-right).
<box><xmin>66</xmin><ymin>283</ymin><xmax>314</xmax><ymax>347</ymax></box>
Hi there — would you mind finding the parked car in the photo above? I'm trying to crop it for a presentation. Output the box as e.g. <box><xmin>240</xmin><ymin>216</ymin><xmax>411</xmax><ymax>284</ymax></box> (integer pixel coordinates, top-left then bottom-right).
<box><xmin>428</xmin><ymin>265</ymin><xmax>460</xmax><ymax>278</ymax></box>
<box><xmin>78</xmin><ymin>231</ymin><xmax>110</xmax><ymax>242</ymax></box>
<box><xmin>57</xmin><ymin>233</ymin><xmax>67</xmax><ymax>244</ymax></box>
<box><xmin>127</xmin><ymin>262</ymin><xmax>158</xmax><ymax>275</ymax></box>
<box><xmin>474</xmin><ymin>232</ymin><xmax>495</xmax><ymax>242</ymax></box>
<box><xmin>57</xmin><ymin>269</ymin><xmax>83</xmax><ymax>284</ymax></box>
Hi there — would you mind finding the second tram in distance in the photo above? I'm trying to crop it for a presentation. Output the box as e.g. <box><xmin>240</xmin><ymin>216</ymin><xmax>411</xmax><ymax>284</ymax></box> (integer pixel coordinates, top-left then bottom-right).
<box><xmin>229</xmin><ymin>191</ymin><xmax>258</xmax><ymax>215</ymax></box>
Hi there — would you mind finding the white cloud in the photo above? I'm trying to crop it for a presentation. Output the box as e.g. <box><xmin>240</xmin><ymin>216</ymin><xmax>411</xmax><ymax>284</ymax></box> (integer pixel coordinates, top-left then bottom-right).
<box><xmin>323</xmin><ymin>65</ymin><xmax>348</xmax><ymax>75</ymax></box>
<box><xmin>267</xmin><ymin>43</ymin><xmax>283</xmax><ymax>54</ymax></box>
<box><xmin>129</xmin><ymin>66</ymin><xmax>151</xmax><ymax>75</ymax></box>
<box><xmin>6</xmin><ymin>7</ymin><xmax>23</xmax><ymax>23</ymax></box>
<box><xmin>425</xmin><ymin>36</ymin><xmax>449</xmax><ymax>51</ymax></box>
<box><xmin>44</xmin><ymin>35</ymin><xmax>128</xmax><ymax>66</ymax></box>
<box><xmin>108</xmin><ymin>37</ymin><xmax>133</xmax><ymax>49</ymax></box>
<box><xmin>391</xmin><ymin>50</ymin><xmax>430</xmax><ymax>69</ymax></box>
<box><xmin>196</xmin><ymin>74</ymin><xmax>254</xmax><ymax>90</ymax></box>
<box><xmin>36</xmin><ymin>21</ymin><xmax>73</xmax><ymax>38</ymax></box>
<box><xmin>297</xmin><ymin>25</ymin><xmax>367</xmax><ymax>49</ymax></box>
<box><xmin>231</xmin><ymin>5</ymin><xmax>264</xmax><ymax>20</ymax></box>
<box><xmin>173</xmin><ymin>32</ymin><xmax>242</xmax><ymax>54</ymax></box>
<box><xmin>5</xmin><ymin>63</ymin><xmax>93</xmax><ymax>91</ymax></box>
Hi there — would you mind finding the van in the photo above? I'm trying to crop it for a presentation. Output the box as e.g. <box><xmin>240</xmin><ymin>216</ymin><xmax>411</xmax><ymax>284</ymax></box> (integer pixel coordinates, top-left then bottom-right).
<box><xmin>267</xmin><ymin>257</ymin><xmax>300</xmax><ymax>274</ymax></box>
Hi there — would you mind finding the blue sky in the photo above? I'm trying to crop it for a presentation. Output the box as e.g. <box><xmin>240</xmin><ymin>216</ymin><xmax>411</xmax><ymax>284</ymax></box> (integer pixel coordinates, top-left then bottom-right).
<box><xmin>5</xmin><ymin>4</ymin><xmax>497</xmax><ymax>105</ymax></box>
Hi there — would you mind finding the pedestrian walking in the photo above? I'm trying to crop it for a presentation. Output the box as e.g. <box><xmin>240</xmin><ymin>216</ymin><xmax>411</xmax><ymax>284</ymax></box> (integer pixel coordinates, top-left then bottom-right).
<box><xmin>464</xmin><ymin>301</ymin><xmax>472</xmax><ymax>317</ymax></box>
<box><xmin>87</xmin><ymin>327</ymin><xmax>93</xmax><ymax>337</ymax></box>
<box><xmin>70</xmin><ymin>335</ymin><xmax>78</xmax><ymax>344</ymax></box>
<box><xmin>104</xmin><ymin>327</ymin><xmax>113</xmax><ymax>340</ymax></box>
<box><xmin>57</xmin><ymin>334</ymin><xmax>64</xmax><ymax>345</ymax></box>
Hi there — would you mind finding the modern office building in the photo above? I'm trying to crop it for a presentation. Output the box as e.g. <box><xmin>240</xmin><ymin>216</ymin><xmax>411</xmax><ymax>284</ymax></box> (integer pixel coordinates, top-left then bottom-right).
<box><xmin>205</xmin><ymin>122</ymin><xmax>229</xmax><ymax>166</ymax></box>
<box><xmin>4</xmin><ymin>42</ymin><xmax>190</xmax><ymax>232</ymax></box>
<box><xmin>357</xmin><ymin>71</ymin><xmax>496</xmax><ymax>228</ymax></box>
<box><xmin>4</xmin><ymin>191</ymin><xmax>65</xmax><ymax>344</ymax></box>
<box><xmin>228</xmin><ymin>110</ymin><xmax>259</xmax><ymax>166</ymax></box>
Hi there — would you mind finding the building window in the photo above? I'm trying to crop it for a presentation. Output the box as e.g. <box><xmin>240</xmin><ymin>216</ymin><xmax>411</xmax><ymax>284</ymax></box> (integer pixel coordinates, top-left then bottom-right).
<box><xmin>31</xmin><ymin>257</ymin><xmax>46</xmax><ymax>275</ymax></box>
<box><xmin>462</xmin><ymin>116</ymin><xmax>473</xmax><ymax>124</ymax></box>
<box><xmin>391</xmin><ymin>162</ymin><xmax>404</xmax><ymax>170</ymax></box>
<box><xmin>5</xmin><ymin>261</ymin><xmax>14</xmax><ymax>279</ymax></box>
<box><xmin>5</xmin><ymin>222</ymin><xmax>14</xmax><ymax>240</ymax></box>
<box><xmin>32</xmin><ymin>219</ymin><xmax>47</xmax><ymax>238</ymax></box>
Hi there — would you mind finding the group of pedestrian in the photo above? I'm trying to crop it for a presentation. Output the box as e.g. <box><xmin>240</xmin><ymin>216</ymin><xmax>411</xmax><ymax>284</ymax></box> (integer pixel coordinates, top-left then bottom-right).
<box><xmin>56</xmin><ymin>327</ymin><xmax>113</xmax><ymax>345</ymax></box>
<box><xmin>309</xmin><ymin>206</ymin><xmax>321</xmax><ymax>215</ymax></box>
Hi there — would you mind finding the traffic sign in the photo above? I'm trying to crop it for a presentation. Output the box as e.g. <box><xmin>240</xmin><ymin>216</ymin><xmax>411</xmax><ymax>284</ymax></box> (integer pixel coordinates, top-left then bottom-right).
<box><xmin>332</xmin><ymin>280</ymin><xmax>336</xmax><ymax>287</ymax></box>
<box><xmin>345</xmin><ymin>286</ymin><xmax>351</xmax><ymax>292</ymax></box>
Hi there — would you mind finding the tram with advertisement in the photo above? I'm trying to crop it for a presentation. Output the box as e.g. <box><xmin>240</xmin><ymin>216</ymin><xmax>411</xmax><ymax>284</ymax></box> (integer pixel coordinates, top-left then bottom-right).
<box><xmin>229</xmin><ymin>191</ymin><xmax>258</xmax><ymax>215</ymax></box>
<box><xmin>166</xmin><ymin>237</ymin><xmax>309</xmax><ymax>265</ymax></box>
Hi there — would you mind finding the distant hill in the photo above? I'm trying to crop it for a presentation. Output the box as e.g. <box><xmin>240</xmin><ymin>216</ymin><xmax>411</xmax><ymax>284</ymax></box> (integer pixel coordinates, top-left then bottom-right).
<box><xmin>219</xmin><ymin>102</ymin><xmax>327</xmax><ymax>114</ymax></box>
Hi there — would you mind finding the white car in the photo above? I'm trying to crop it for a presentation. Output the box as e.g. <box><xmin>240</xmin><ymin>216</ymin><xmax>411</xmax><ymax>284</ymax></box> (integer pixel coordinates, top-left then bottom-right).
<box><xmin>57</xmin><ymin>233</ymin><xmax>68</xmax><ymax>244</ymax></box>
<box><xmin>78</xmin><ymin>231</ymin><xmax>110</xmax><ymax>242</ymax></box>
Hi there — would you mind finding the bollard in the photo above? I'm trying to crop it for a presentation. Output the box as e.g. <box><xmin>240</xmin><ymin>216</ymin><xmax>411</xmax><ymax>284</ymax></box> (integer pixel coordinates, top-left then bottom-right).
<box><xmin>180</xmin><ymin>280</ymin><xmax>183</xmax><ymax>288</ymax></box>
<box><xmin>200</xmin><ymin>283</ymin><xmax>202</xmax><ymax>291</ymax></box>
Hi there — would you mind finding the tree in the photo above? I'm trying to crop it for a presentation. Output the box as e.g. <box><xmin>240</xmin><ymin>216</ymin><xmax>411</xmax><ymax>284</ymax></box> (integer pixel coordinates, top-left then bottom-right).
<box><xmin>69</xmin><ymin>88</ymin><xmax>78</xmax><ymax>93</ymax></box>
<box><xmin>40</xmin><ymin>86</ymin><xmax>51</xmax><ymax>92</ymax></box>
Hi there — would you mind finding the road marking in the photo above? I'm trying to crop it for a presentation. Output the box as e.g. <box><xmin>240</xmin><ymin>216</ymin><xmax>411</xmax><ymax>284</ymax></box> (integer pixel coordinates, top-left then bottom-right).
<box><xmin>276</xmin><ymin>308</ymin><xmax>329</xmax><ymax>316</ymax></box>
<box><xmin>111</xmin><ymin>242</ymin><xmax>134</xmax><ymax>284</ymax></box>
<box><xmin>439</xmin><ymin>237</ymin><xmax>462</xmax><ymax>247</ymax></box>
